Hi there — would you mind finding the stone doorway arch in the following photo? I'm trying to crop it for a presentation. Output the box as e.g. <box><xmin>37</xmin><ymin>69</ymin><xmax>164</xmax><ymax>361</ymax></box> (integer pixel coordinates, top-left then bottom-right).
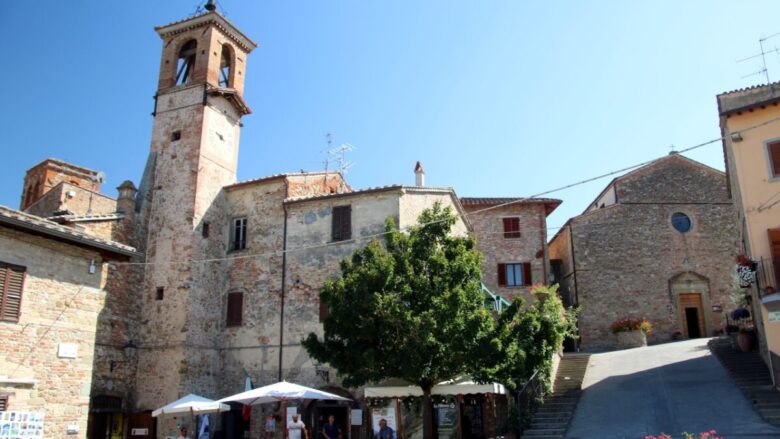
<box><xmin>669</xmin><ymin>272</ymin><xmax>711</xmax><ymax>338</ymax></box>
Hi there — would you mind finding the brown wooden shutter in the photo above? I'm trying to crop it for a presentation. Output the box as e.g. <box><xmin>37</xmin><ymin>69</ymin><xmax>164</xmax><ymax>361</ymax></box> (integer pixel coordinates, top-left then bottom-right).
<box><xmin>770</xmin><ymin>142</ymin><xmax>780</xmax><ymax>177</ymax></box>
<box><xmin>0</xmin><ymin>262</ymin><xmax>26</xmax><ymax>322</ymax></box>
<box><xmin>332</xmin><ymin>207</ymin><xmax>341</xmax><ymax>240</ymax></box>
<box><xmin>770</xmin><ymin>229</ymin><xmax>780</xmax><ymax>284</ymax></box>
<box><xmin>226</xmin><ymin>292</ymin><xmax>243</xmax><ymax>326</ymax></box>
<box><xmin>503</xmin><ymin>218</ymin><xmax>520</xmax><ymax>238</ymax></box>
<box><xmin>0</xmin><ymin>394</ymin><xmax>8</xmax><ymax>411</ymax></box>
<box><xmin>522</xmin><ymin>263</ymin><xmax>532</xmax><ymax>286</ymax></box>
<box><xmin>319</xmin><ymin>299</ymin><xmax>329</xmax><ymax>322</ymax></box>
<box><xmin>332</xmin><ymin>206</ymin><xmax>352</xmax><ymax>241</ymax></box>
<box><xmin>497</xmin><ymin>264</ymin><xmax>506</xmax><ymax>286</ymax></box>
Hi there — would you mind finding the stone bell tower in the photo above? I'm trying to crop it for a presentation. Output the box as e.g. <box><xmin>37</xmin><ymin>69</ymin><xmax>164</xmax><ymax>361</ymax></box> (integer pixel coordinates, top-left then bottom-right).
<box><xmin>134</xmin><ymin>1</ymin><xmax>257</xmax><ymax>411</ymax></box>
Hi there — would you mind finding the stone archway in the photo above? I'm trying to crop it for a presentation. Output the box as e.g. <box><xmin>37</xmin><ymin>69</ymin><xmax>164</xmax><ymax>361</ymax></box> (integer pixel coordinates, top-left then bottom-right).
<box><xmin>669</xmin><ymin>272</ymin><xmax>711</xmax><ymax>338</ymax></box>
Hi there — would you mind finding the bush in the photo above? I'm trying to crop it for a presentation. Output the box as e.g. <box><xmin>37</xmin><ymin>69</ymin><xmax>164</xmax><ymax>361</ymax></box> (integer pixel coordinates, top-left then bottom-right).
<box><xmin>610</xmin><ymin>317</ymin><xmax>652</xmax><ymax>334</ymax></box>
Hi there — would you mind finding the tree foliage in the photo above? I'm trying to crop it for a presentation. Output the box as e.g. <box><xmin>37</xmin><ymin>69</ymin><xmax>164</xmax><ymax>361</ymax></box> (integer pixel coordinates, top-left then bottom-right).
<box><xmin>302</xmin><ymin>203</ymin><xmax>578</xmax><ymax>439</ymax></box>
<box><xmin>474</xmin><ymin>284</ymin><xmax>578</xmax><ymax>392</ymax></box>
<box><xmin>302</xmin><ymin>203</ymin><xmax>493</xmax><ymax>439</ymax></box>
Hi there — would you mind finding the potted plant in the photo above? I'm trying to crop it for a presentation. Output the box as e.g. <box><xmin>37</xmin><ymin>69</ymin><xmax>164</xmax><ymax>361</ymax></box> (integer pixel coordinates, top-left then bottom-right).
<box><xmin>610</xmin><ymin>317</ymin><xmax>652</xmax><ymax>349</ymax></box>
<box><xmin>737</xmin><ymin>327</ymin><xmax>756</xmax><ymax>352</ymax></box>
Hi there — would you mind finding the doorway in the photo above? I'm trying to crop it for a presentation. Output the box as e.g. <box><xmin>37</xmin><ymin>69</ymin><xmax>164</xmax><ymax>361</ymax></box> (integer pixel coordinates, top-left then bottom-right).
<box><xmin>685</xmin><ymin>308</ymin><xmax>701</xmax><ymax>338</ymax></box>
<box><xmin>679</xmin><ymin>293</ymin><xmax>706</xmax><ymax>338</ymax></box>
<box><xmin>309</xmin><ymin>403</ymin><xmax>349</xmax><ymax>439</ymax></box>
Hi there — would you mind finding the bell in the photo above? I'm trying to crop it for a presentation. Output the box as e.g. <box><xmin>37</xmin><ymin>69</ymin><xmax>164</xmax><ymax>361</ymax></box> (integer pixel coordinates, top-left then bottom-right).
<box><xmin>205</xmin><ymin>0</ymin><xmax>216</xmax><ymax>12</ymax></box>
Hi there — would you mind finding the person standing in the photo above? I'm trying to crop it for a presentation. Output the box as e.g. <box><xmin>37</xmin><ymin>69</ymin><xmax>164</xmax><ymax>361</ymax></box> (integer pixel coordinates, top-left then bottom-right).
<box><xmin>287</xmin><ymin>414</ymin><xmax>309</xmax><ymax>439</ymax></box>
<box><xmin>177</xmin><ymin>427</ymin><xmax>190</xmax><ymax>439</ymax></box>
<box><xmin>375</xmin><ymin>419</ymin><xmax>394</xmax><ymax>439</ymax></box>
<box><xmin>322</xmin><ymin>415</ymin><xmax>341</xmax><ymax>439</ymax></box>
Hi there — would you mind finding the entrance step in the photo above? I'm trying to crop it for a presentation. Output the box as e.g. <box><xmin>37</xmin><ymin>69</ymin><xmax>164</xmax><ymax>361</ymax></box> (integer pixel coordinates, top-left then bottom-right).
<box><xmin>708</xmin><ymin>337</ymin><xmax>780</xmax><ymax>428</ymax></box>
<box><xmin>520</xmin><ymin>354</ymin><xmax>591</xmax><ymax>439</ymax></box>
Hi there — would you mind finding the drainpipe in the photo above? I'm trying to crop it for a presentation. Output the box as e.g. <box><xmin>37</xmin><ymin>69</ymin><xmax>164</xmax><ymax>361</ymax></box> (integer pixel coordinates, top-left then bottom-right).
<box><xmin>279</xmin><ymin>190</ymin><xmax>289</xmax><ymax>381</ymax></box>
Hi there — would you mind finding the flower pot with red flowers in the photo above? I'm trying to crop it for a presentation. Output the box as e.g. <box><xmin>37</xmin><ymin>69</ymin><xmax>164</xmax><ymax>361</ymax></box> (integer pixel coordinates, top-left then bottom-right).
<box><xmin>611</xmin><ymin>317</ymin><xmax>652</xmax><ymax>349</ymax></box>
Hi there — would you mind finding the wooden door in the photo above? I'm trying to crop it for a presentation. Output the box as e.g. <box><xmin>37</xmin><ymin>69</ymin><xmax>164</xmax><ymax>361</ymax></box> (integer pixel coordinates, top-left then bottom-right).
<box><xmin>679</xmin><ymin>293</ymin><xmax>706</xmax><ymax>338</ymax></box>
<box><xmin>769</xmin><ymin>229</ymin><xmax>780</xmax><ymax>285</ymax></box>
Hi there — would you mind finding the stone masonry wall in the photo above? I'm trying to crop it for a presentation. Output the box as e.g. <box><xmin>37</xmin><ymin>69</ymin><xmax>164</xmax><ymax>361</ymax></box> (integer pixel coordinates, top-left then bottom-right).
<box><xmin>548</xmin><ymin>224</ymin><xmax>576</xmax><ymax>307</ymax></box>
<box><xmin>464</xmin><ymin>203</ymin><xmax>549</xmax><ymax>301</ymax></box>
<box><xmin>570</xmin><ymin>159</ymin><xmax>738</xmax><ymax>350</ymax></box>
<box><xmin>0</xmin><ymin>227</ymin><xmax>109</xmax><ymax>438</ymax></box>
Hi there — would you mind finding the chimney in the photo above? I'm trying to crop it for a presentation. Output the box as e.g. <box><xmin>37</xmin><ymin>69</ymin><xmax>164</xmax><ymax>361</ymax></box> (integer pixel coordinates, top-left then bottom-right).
<box><xmin>414</xmin><ymin>161</ymin><xmax>425</xmax><ymax>187</ymax></box>
<box><xmin>116</xmin><ymin>180</ymin><xmax>138</xmax><ymax>215</ymax></box>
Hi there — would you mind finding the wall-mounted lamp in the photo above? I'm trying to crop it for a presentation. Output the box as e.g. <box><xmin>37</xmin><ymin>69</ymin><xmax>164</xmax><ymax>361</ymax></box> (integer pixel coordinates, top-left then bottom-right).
<box><xmin>110</xmin><ymin>340</ymin><xmax>138</xmax><ymax>372</ymax></box>
<box><xmin>88</xmin><ymin>260</ymin><xmax>97</xmax><ymax>274</ymax></box>
<box><xmin>731</xmin><ymin>132</ymin><xmax>744</xmax><ymax>142</ymax></box>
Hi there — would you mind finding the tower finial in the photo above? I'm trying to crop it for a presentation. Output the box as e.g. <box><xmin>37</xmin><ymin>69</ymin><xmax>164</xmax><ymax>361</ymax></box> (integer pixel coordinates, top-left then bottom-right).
<box><xmin>205</xmin><ymin>0</ymin><xmax>217</xmax><ymax>12</ymax></box>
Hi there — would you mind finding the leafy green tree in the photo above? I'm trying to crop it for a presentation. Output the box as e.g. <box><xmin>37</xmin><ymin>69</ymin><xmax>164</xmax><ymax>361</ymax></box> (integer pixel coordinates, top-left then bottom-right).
<box><xmin>474</xmin><ymin>284</ymin><xmax>578</xmax><ymax>393</ymax></box>
<box><xmin>303</xmin><ymin>203</ymin><xmax>494</xmax><ymax>439</ymax></box>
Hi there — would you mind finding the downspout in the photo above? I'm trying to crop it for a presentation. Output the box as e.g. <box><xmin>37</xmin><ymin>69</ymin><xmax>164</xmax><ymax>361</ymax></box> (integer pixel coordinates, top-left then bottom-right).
<box><xmin>279</xmin><ymin>187</ymin><xmax>289</xmax><ymax>381</ymax></box>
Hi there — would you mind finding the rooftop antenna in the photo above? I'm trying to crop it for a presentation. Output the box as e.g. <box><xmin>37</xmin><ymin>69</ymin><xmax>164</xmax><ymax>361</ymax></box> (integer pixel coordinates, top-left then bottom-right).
<box><xmin>737</xmin><ymin>32</ymin><xmax>780</xmax><ymax>83</ymax></box>
<box><xmin>321</xmin><ymin>133</ymin><xmax>356</xmax><ymax>175</ymax></box>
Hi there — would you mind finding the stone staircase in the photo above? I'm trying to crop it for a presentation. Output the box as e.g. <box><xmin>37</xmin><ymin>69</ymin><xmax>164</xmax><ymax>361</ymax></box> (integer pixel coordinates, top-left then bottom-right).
<box><xmin>708</xmin><ymin>337</ymin><xmax>780</xmax><ymax>427</ymax></box>
<box><xmin>521</xmin><ymin>354</ymin><xmax>590</xmax><ymax>439</ymax></box>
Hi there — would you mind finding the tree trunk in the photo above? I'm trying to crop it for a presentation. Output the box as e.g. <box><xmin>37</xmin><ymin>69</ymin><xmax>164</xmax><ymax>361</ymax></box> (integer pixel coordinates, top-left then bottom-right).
<box><xmin>421</xmin><ymin>382</ymin><xmax>434</xmax><ymax>439</ymax></box>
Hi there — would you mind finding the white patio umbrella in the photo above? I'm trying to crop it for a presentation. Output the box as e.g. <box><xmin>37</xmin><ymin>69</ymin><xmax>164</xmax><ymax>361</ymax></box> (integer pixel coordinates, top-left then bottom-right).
<box><xmin>217</xmin><ymin>380</ymin><xmax>350</xmax><ymax>406</ymax></box>
<box><xmin>152</xmin><ymin>394</ymin><xmax>231</xmax><ymax>417</ymax></box>
<box><xmin>218</xmin><ymin>381</ymin><xmax>351</xmax><ymax>436</ymax></box>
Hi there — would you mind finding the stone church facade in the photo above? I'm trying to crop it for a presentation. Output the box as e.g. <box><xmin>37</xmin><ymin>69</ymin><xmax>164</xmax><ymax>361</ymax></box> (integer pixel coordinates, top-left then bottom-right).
<box><xmin>549</xmin><ymin>153</ymin><xmax>740</xmax><ymax>350</ymax></box>
<box><xmin>1</xmin><ymin>6</ymin><xmax>560</xmax><ymax>439</ymax></box>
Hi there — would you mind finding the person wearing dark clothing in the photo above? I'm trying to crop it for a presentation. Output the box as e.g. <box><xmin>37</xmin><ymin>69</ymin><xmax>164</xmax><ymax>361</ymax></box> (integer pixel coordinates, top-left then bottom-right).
<box><xmin>322</xmin><ymin>415</ymin><xmax>341</xmax><ymax>439</ymax></box>
<box><xmin>376</xmin><ymin>419</ymin><xmax>394</xmax><ymax>439</ymax></box>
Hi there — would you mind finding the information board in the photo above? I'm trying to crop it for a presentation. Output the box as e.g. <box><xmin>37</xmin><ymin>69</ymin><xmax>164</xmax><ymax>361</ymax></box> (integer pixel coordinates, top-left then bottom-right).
<box><xmin>0</xmin><ymin>411</ymin><xmax>45</xmax><ymax>438</ymax></box>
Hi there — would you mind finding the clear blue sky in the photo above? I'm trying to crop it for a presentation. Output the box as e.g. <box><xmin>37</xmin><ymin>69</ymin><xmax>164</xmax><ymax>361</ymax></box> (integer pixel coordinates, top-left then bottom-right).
<box><xmin>2</xmin><ymin>1</ymin><xmax>780</xmax><ymax>232</ymax></box>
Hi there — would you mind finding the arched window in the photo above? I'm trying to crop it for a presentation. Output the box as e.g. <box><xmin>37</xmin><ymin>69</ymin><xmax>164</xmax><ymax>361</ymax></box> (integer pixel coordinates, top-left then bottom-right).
<box><xmin>175</xmin><ymin>40</ymin><xmax>197</xmax><ymax>85</ymax></box>
<box><xmin>219</xmin><ymin>45</ymin><xmax>232</xmax><ymax>87</ymax></box>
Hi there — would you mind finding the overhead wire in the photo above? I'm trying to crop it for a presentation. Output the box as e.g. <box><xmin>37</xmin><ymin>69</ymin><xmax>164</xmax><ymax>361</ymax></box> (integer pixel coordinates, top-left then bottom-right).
<box><xmin>108</xmin><ymin>112</ymin><xmax>780</xmax><ymax>268</ymax></box>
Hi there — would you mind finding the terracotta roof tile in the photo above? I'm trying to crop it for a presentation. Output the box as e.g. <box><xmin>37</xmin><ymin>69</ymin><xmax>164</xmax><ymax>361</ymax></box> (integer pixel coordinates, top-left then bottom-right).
<box><xmin>0</xmin><ymin>205</ymin><xmax>139</xmax><ymax>257</ymax></box>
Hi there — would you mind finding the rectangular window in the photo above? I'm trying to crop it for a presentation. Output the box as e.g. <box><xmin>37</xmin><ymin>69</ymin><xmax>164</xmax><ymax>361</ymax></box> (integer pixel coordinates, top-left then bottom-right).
<box><xmin>226</xmin><ymin>292</ymin><xmax>243</xmax><ymax>327</ymax></box>
<box><xmin>202</xmin><ymin>221</ymin><xmax>210</xmax><ymax>238</ymax></box>
<box><xmin>768</xmin><ymin>141</ymin><xmax>780</xmax><ymax>178</ymax></box>
<box><xmin>497</xmin><ymin>263</ymin><xmax>532</xmax><ymax>287</ymax></box>
<box><xmin>332</xmin><ymin>205</ymin><xmax>352</xmax><ymax>242</ymax></box>
<box><xmin>319</xmin><ymin>299</ymin><xmax>329</xmax><ymax>323</ymax></box>
<box><xmin>155</xmin><ymin>287</ymin><xmax>164</xmax><ymax>301</ymax></box>
<box><xmin>0</xmin><ymin>261</ymin><xmax>26</xmax><ymax>322</ymax></box>
<box><xmin>230</xmin><ymin>217</ymin><xmax>247</xmax><ymax>251</ymax></box>
<box><xmin>503</xmin><ymin>217</ymin><xmax>521</xmax><ymax>239</ymax></box>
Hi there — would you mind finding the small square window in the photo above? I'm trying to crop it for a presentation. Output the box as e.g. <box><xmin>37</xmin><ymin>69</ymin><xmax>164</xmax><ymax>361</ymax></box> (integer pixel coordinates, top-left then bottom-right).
<box><xmin>230</xmin><ymin>218</ymin><xmax>247</xmax><ymax>251</ymax></box>
<box><xmin>171</xmin><ymin>131</ymin><xmax>182</xmax><ymax>141</ymax></box>
<box><xmin>155</xmin><ymin>287</ymin><xmax>164</xmax><ymax>301</ymax></box>
<box><xmin>202</xmin><ymin>221</ymin><xmax>210</xmax><ymax>238</ymax></box>
<box><xmin>503</xmin><ymin>218</ymin><xmax>521</xmax><ymax>239</ymax></box>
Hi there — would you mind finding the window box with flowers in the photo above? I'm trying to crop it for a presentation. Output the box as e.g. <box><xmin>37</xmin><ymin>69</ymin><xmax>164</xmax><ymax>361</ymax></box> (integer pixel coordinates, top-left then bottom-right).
<box><xmin>735</xmin><ymin>254</ymin><xmax>757</xmax><ymax>288</ymax></box>
<box><xmin>611</xmin><ymin>317</ymin><xmax>653</xmax><ymax>349</ymax></box>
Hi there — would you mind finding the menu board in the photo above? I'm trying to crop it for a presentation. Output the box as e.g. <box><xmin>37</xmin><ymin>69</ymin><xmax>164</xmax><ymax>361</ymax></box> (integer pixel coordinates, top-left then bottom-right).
<box><xmin>371</xmin><ymin>405</ymin><xmax>397</xmax><ymax>434</ymax></box>
<box><xmin>0</xmin><ymin>411</ymin><xmax>45</xmax><ymax>438</ymax></box>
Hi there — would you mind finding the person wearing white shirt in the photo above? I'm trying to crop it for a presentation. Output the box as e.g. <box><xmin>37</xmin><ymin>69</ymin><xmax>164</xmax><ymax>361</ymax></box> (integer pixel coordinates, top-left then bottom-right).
<box><xmin>286</xmin><ymin>414</ymin><xmax>309</xmax><ymax>439</ymax></box>
<box><xmin>177</xmin><ymin>427</ymin><xmax>190</xmax><ymax>439</ymax></box>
